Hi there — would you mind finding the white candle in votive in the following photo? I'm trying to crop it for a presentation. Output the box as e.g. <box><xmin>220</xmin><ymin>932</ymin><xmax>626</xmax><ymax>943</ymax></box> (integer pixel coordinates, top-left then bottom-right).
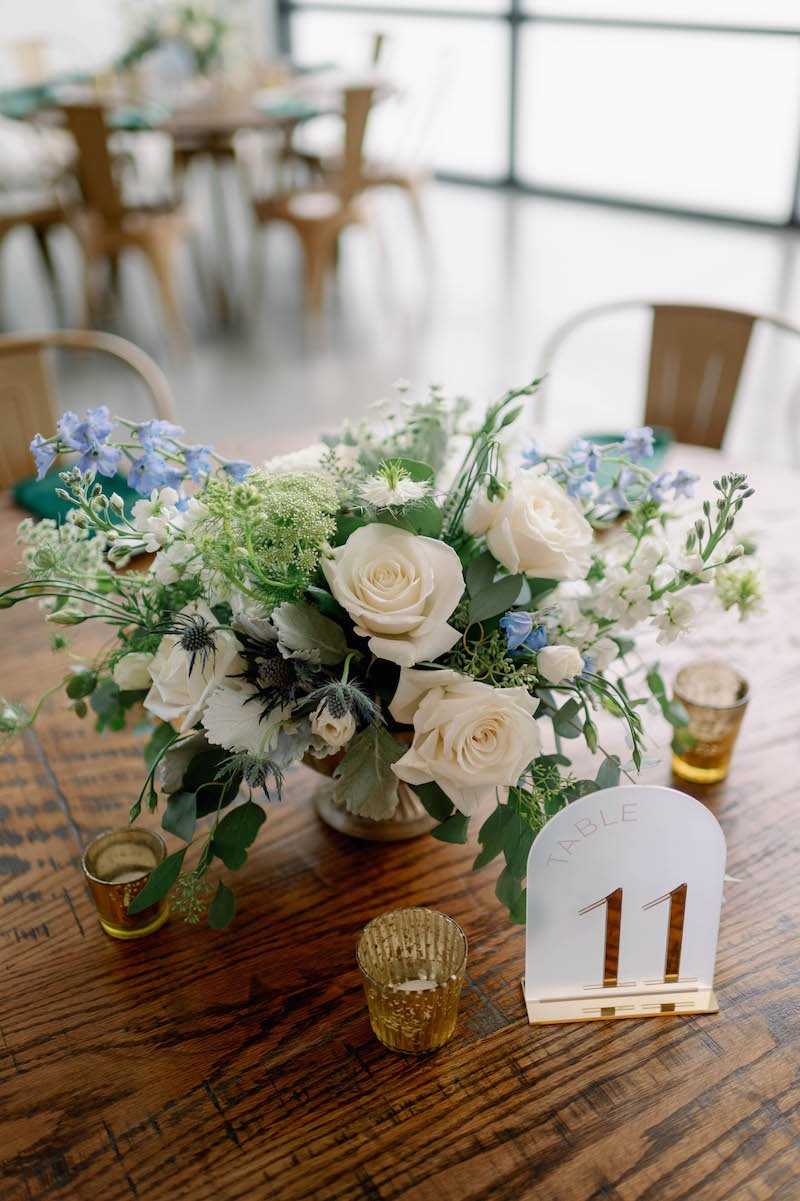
<box><xmin>393</xmin><ymin>976</ymin><xmax>438</xmax><ymax>992</ymax></box>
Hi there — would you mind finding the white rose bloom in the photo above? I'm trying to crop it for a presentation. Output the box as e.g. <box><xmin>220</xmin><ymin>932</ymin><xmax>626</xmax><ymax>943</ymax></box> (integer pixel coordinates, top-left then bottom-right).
<box><xmin>112</xmin><ymin>652</ymin><xmax>154</xmax><ymax>691</ymax></box>
<box><xmin>537</xmin><ymin>645</ymin><xmax>584</xmax><ymax>685</ymax></box>
<box><xmin>390</xmin><ymin>669</ymin><xmax>540</xmax><ymax>814</ymax></box>
<box><xmin>322</xmin><ymin>524</ymin><xmax>464</xmax><ymax>667</ymax></box>
<box><xmin>465</xmin><ymin>473</ymin><xmax>593</xmax><ymax>580</ymax></box>
<box><xmin>310</xmin><ymin>702</ymin><xmax>356</xmax><ymax>751</ymax></box>
<box><xmin>144</xmin><ymin>601</ymin><xmax>242</xmax><ymax>732</ymax></box>
<box><xmin>201</xmin><ymin>682</ymin><xmax>289</xmax><ymax>755</ymax></box>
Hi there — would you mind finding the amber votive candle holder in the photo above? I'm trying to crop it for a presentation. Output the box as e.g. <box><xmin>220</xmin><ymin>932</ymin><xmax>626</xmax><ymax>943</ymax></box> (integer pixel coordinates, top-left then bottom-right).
<box><xmin>356</xmin><ymin>907</ymin><xmax>467</xmax><ymax>1054</ymax></box>
<box><xmin>671</xmin><ymin>661</ymin><xmax>749</xmax><ymax>785</ymax></box>
<box><xmin>81</xmin><ymin>828</ymin><xmax>170</xmax><ymax>940</ymax></box>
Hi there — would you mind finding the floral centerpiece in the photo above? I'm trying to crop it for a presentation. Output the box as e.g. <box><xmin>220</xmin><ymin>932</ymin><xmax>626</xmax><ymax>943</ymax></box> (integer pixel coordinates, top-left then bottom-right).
<box><xmin>1</xmin><ymin>382</ymin><xmax>761</xmax><ymax>929</ymax></box>
<box><xmin>118</xmin><ymin>4</ymin><xmax>231</xmax><ymax>76</ymax></box>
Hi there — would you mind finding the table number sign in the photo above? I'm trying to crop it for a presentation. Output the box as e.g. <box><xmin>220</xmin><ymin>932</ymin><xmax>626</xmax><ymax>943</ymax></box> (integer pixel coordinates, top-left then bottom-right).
<box><xmin>523</xmin><ymin>785</ymin><xmax>725</xmax><ymax>1024</ymax></box>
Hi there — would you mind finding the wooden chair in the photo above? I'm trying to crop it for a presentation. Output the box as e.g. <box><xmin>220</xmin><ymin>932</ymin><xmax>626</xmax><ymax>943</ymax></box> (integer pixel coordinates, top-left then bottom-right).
<box><xmin>61</xmin><ymin>103</ymin><xmax>191</xmax><ymax>346</ymax></box>
<box><xmin>538</xmin><ymin>300</ymin><xmax>800</xmax><ymax>448</ymax></box>
<box><xmin>251</xmin><ymin>86</ymin><xmax>375</xmax><ymax>318</ymax></box>
<box><xmin>0</xmin><ymin>329</ymin><xmax>177</xmax><ymax>488</ymax></box>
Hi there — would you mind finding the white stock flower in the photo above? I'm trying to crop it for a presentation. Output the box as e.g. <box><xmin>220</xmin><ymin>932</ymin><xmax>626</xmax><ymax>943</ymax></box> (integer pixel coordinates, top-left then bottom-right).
<box><xmin>588</xmin><ymin>636</ymin><xmax>618</xmax><ymax>672</ymax></box>
<box><xmin>465</xmin><ymin>473</ymin><xmax>593</xmax><ymax>580</ymax></box>
<box><xmin>131</xmin><ymin>487</ymin><xmax>181</xmax><ymax>553</ymax></box>
<box><xmin>653</xmin><ymin>595</ymin><xmax>696</xmax><ymax>646</ymax></box>
<box><xmin>537</xmin><ymin>645</ymin><xmax>584</xmax><ymax>685</ymax></box>
<box><xmin>201</xmin><ymin>682</ymin><xmax>289</xmax><ymax>755</ymax></box>
<box><xmin>310</xmin><ymin>702</ymin><xmax>356</xmax><ymax>752</ymax></box>
<box><xmin>112</xmin><ymin>652</ymin><xmax>154</xmax><ymax>691</ymax></box>
<box><xmin>144</xmin><ymin>602</ymin><xmax>242</xmax><ymax>732</ymax></box>
<box><xmin>390</xmin><ymin>669</ymin><xmax>540</xmax><ymax>814</ymax></box>
<box><xmin>322</xmin><ymin>524</ymin><xmax>464</xmax><ymax>667</ymax></box>
<box><xmin>593</xmin><ymin>566</ymin><xmax>652</xmax><ymax>628</ymax></box>
<box><xmin>151</xmin><ymin>539</ymin><xmax>200</xmax><ymax>586</ymax></box>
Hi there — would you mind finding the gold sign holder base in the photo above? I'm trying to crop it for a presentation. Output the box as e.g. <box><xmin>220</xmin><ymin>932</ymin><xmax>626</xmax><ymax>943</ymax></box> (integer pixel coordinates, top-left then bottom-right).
<box><xmin>522</xmin><ymin>981</ymin><xmax>719</xmax><ymax>1025</ymax></box>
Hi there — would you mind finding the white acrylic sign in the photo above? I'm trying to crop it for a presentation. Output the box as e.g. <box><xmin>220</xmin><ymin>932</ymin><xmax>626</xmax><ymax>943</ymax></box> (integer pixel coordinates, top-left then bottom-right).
<box><xmin>523</xmin><ymin>785</ymin><xmax>726</xmax><ymax>1024</ymax></box>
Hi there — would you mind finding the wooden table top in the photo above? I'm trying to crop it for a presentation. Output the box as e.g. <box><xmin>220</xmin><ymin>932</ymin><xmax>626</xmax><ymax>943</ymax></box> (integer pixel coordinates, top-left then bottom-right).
<box><xmin>1</xmin><ymin>444</ymin><xmax>798</xmax><ymax>1201</ymax></box>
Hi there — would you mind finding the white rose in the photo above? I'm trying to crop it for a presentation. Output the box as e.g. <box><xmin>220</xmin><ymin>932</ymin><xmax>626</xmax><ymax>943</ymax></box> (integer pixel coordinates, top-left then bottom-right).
<box><xmin>322</xmin><ymin>524</ymin><xmax>465</xmax><ymax>668</ymax></box>
<box><xmin>144</xmin><ymin>602</ymin><xmax>242</xmax><ymax>732</ymax></box>
<box><xmin>390</xmin><ymin>669</ymin><xmax>540</xmax><ymax>814</ymax></box>
<box><xmin>465</xmin><ymin>473</ymin><xmax>593</xmax><ymax>580</ymax></box>
<box><xmin>310</xmin><ymin>702</ymin><xmax>356</xmax><ymax>751</ymax></box>
<box><xmin>537</xmin><ymin>645</ymin><xmax>584</xmax><ymax>685</ymax></box>
<box><xmin>112</xmin><ymin>652</ymin><xmax>155</xmax><ymax>691</ymax></box>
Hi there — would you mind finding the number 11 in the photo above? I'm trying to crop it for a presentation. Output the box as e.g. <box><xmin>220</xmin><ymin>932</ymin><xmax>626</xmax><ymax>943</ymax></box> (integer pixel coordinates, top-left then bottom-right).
<box><xmin>579</xmin><ymin>883</ymin><xmax>688</xmax><ymax>987</ymax></box>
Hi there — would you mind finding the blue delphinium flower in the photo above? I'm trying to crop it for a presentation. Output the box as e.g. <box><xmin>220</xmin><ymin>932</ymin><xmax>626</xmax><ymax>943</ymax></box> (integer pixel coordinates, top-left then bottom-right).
<box><xmin>127</xmin><ymin>453</ymin><xmax>183</xmax><ymax>495</ymax></box>
<box><xmin>671</xmin><ymin>468</ymin><xmax>699</xmax><ymax>500</ymax></box>
<box><xmin>57</xmin><ymin>406</ymin><xmax>115</xmax><ymax>449</ymax></box>
<box><xmin>222</xmin><ymin>460</ymin><xmax>253</xmax><ymax>481</ymax></box>
<box><xmin>134</xmin><ymin>419</ymin><xmax>184</xmax><ymax>452</ymax></box>
<box><xmin>646</xmin><ymin>471</ymin><xmax>673</xmax><ymax>504</ymax></box>
<box><xmin>77</xmin><ymin>441</ymin><xmax>122</xmax><ymax>478</ymax></box>
<box><xmin>183</xmin><ymin>444</ymin><xmax>213</xmax><ymax>482</ymax></box>
<box><xmin>525</xmin><ymin>625</ymin><xmax>548</xmax><ymax>652</ymax></box>
<box><xmin>521</xmin><ymin>443</ymin><xmax>546</xmax><ymax>469</ymax></box>
<box><xmin>565</xmin><ymin>475</ymin><xmax>594</xmax><ymax>502</ymax></box>
<box><xmin>620</xmin><ymin>426</ymin><xmax>655</xmax><ymax>462</ymax></box>
<box><xmin>582</xmin><ymin>654</ymin><xmax>595</xmax><ymax>677</ymax></box>
<box><xmin>30</xmin><ymin>434</ymin><xmax>58</xmax><ymax>480</ymax></box>
<box><xmin>500</xmin><ymin>611</ymin><xmax>533</xmax><ymax>651</ymax></box>
<box><xmin>596</xmin><ymin>466</ymin><xmax>637</xmax><ymax>514</ymax></box>
<box><xmin>568</xmin><ymin>438</ymin><xmax>602</xmax><ymax>476</ymax></box>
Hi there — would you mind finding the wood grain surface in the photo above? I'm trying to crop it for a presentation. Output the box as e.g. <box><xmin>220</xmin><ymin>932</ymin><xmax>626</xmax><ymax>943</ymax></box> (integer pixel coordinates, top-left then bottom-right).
<box><xmin>1</xmin><ymin>446</ymin><xmax>798</xmax><ymax>1201</ymax></box>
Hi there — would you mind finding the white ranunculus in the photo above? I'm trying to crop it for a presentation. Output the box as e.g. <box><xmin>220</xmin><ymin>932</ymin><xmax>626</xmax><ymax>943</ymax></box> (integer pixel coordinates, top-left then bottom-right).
<box><xmin>310</xmin><ymin>702</ymin><xmax>356</xmax><ymax>751</ymax></box>
<box><xmin>390</xmin><ymin>669</ymin><xmax>540</xmax><ymax>814</ymax></box>
<box><xmin>144</xmin><ymin>601</ymin><xmax>242</xmax><ymax>732</ymax></box>
<box><xmin>537</xmin><ymin>644</ymin><xmax>584</xmax><ymax>685</ymax></box>
<box><xmin>112</xmin><ymin>652</ymin><xmax>155</xmax><ymax>691</ymax></box>
<box><xmin>465</xmin><ymin>473</ymin><xmax>593</xmax><ymax>580</ymax></box>
<box><xmin>322</xmin><ymin>524</ymin><xmax>464</xmax><ymax>667</ymax></box>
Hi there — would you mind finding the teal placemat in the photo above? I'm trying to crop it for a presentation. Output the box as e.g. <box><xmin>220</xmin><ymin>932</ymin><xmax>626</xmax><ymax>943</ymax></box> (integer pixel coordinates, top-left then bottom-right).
<box><xmin>573</xmin><ymin>427</ymin><xmax>672</xmax><ymax>491</ymax></box>
<box><xmin>13</xmin><ymin>472</ymin><xmax>140</xmax><ymax>523</ymax></box>
<box><xmin>108</xmin><ymin>102</ymin><xmax>171</xmax><ymax>130</ymax></box>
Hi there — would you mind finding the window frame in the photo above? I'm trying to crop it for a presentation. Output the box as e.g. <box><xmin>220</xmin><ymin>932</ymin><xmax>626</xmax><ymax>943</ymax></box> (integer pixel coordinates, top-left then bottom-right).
<box><xmin>278</xmin><ymin>0</ymin><xmax>800</xmax><ymax>229</ymax></box>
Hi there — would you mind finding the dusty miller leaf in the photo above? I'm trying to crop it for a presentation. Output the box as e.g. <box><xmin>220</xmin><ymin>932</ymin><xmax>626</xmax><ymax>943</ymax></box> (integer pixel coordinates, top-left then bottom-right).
<box><xmin>272</xmin><ymin>602</ymin><xmax>347</xmax><ymax>666</ymax></box>
<box><xmin>333</xmin><ymin>726</ymin><xmax>405</xmax><ymax>820</ymax></box>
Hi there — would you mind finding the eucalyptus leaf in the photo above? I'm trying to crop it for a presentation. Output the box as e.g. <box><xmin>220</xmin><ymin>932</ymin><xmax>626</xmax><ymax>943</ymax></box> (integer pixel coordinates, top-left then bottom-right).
<box><xmin>211</xmin><ymin>800</ymin><xmax>266</xmax><ymax>870</ymax></box>
<box><xmin>473</xmin><ymin>803</ymin><xmax>514</xmax><ymax>870</ymax></box>
<box><xmin>145</xmin><ymin>722</ymin><xmax>179</xmax><ymax>772</ymax></box>
<box><xmin>495</xmin><ymin>865</ymin><xmax>524</xmax><ymax>915</ymax></box>
<box><xmin>333</xmin><ymin>725</ymin><xmax>405</xmax><ymax>820</ymax></box>
<box><xmin>596</xmin><ymin>757</ymin><xmax>621</xmax><ymax>789</ymax></box>
<box><xmin>465</xmin><ymin>551</ymin><xmax>497</xmax><ymax>599</ymax></box>
<box><xmin>552</xmin><ymin>698</ymin><xmax>582</xmax><ymax>738</ymax></box>
<box><xmin>468</xmin><ymin>573</ymin><xmax>525</xmax><ymax>623</ymax></box>
<box><xmin>162</xmin><ymin>790</ymin><xmax>197</xmax><ymax>843</ymax></box>
<box><xmin>207</xmin><ymin>881</ymin><xmax>236</xmax><ymax>930</ymax></box>
<box><xmin>65</xmin><ymin>667</ymin><xmax>97</xmax><ymax>700</ymax></box>
<box><xmin>272</xmin><ymin>602</ymin><xmax>347</xmax><ymax>666</ymax></box>
<box><xmin>431</xmin><ymin>810</ymin><xmax>470</xmax><ymax>844</ymax></box>
<box><xmin>127</xmin><ymin>847</ymin><xmax>186</xmax><ymax>914</ymax></box>
<box><xmin>414</xmin><ymin>780</ymin><xmax>454</xmax><ymax>823</ymax></box>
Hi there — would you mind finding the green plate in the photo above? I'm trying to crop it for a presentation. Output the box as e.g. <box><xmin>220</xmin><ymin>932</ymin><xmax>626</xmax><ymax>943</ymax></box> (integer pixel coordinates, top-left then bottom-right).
<box><xmin>13</xmin><ymin>472</ymin><xmax>141</xmax><ymax>523</ymax></box>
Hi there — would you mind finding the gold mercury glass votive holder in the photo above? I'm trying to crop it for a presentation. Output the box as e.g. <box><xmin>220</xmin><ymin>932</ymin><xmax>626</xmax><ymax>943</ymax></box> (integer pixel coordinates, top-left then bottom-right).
<box><xmin>671</xmin><ymin>661</ymin><xmax>750</xmax><ymax>785</ymax></box>
<box><xmin>81</xmin><ymin>828</ymin><xmax>170</xmax><ymax>940</ymax></box>
<box><xmin>356</xmin><ymin>907</ymin><xmax>468</xmax><ymax>1054</ymax></box>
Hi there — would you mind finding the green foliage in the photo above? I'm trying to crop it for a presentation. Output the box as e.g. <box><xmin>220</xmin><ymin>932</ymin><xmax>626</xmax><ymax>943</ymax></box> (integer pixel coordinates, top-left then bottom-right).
<box><xmin>65</xmin><ymin>667</ymin><xmax>97</xmax><ymax>700</ymax></box>
<box><xmin>646</xmin><ymin>667</ymin><xmax>690</xmax><ymax>728</ymax></box>
<box><xmin>208</xmin><ymin>881</ymin><xmax>237</xmax><ymax>930</ymax></box>
<box><xmin>90</xmin><ymin>678</ymin><xmax>141</xmax><ymax>733</ymax></box>
<box><xmin>145</xmin><ymin>722</ymin><xmax>179</xmax><ymax>772</ymax></box>
<box><xmin>446</xmin><ymin>628</ymin><xmax>537</xmax><ymax>690</ymax></box>
<box><xmin>430</xmin><ymin>810</ymin><xmax>470</xmax><ymax>844</ymax></box>
<box><xmin>162</xmin><ymin>791</ymin><xmax>198</xmax><ymax>843</ymax></box>
<box><xmin>333</xmin><ymin>725</ymin><xmax>406</xmax><ymax>819</ymax></box>
<box><xmin>596</xmin><ymin>757</ymin><xmax>622</xmax><ymax>789</ymax></box>
<box><xmin>272</xmin><ymin>602</ymin><xmax>348</xmax><ymax>665</ymax></box>
<box><xmin>171</xmin><ymin>872</ymin><xmax>215</xmax><ymax>924</ymax></box>
<box><xmin>551</xmin><ymin>698</ymin><xmax>583</xmax><ymax>739</ymax></box>
<box><xmin>414</xmin><ymin>780</ymin><xmax>454</xmax><ymax>822</ymax></box>
<box><xmin>127</xmin><ymin>847</ymin><xmax>187</xmax><ymax>914</ymax></box>
<box><xmin>211</xmin><ymin>801</ymin><xmax>266</xmax><ymax>870</ymax></box>
<box><xmin>468</xmin><ymin>573</ymin><xmax>525</xmax><ymax>623</ymax></box>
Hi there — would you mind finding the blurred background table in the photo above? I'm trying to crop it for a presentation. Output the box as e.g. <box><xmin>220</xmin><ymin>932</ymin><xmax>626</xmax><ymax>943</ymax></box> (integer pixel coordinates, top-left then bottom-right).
<box><xmin>0</xmin><ymin>444</ymin><xmax>798</xmax><ymax>1201</ymax></box>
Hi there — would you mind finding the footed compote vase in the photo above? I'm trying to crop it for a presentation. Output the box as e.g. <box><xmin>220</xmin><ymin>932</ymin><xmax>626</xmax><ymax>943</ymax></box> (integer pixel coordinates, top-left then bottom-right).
<box><xmin>304</xmin><ymin>736</ymin><xmax>436</xmax><ymax>842</ymax></box>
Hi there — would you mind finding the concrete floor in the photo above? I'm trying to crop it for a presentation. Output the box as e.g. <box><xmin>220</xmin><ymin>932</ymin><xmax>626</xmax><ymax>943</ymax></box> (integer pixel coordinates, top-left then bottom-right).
<box><xmin>4</xmin><ymin>172</ymin><xmax>800</xmax><ymax>466</ymax></box>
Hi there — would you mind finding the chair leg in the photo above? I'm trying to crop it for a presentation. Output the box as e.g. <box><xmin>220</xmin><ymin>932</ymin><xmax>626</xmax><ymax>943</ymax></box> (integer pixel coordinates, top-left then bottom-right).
<box><xmin>140</xmin><ymin>233</ymin><xmax>189</xmax><ymax>349</ymax></box>
<box><xmin>403</xmin><ymin>178</ymin><xmax>429</xmax><ymax>248</ymax></box>
<box><xmin>31</xmin><ymin>224</ymin><xmax>67</xmax><ymax>326</ymax></box>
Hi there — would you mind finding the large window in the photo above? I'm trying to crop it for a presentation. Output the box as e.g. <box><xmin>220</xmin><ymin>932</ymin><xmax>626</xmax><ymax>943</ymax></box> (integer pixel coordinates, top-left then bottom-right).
<box><xmin>282</xmin><ymin>1</ymin><xmax>800</xmax><ymax>226</ymax></box>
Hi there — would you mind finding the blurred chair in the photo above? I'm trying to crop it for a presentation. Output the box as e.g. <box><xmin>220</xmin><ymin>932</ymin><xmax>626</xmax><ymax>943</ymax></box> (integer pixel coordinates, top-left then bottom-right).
<box><xmin>250</xmin><ymin>85</ymin><xmax>375</xmax><ymax>319</ymax></box>
<box><xmin>0</xmin><ymin>329</ymin><xmax>177</xmax><ymax>488</ymax></box>
<box><xmin>0</xmin><ymin>116</ymin><xmax>77</xmax><ymax>324</ymax></box>
<box><xmin>538</xmin><ymin>300</ymin><xmax>800</xmax><ymax>448</ymax></box>
<box><xmin>61</xmin><ymin>103</ymin><xmax>191</xmax><ymax>346</ymax></box>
